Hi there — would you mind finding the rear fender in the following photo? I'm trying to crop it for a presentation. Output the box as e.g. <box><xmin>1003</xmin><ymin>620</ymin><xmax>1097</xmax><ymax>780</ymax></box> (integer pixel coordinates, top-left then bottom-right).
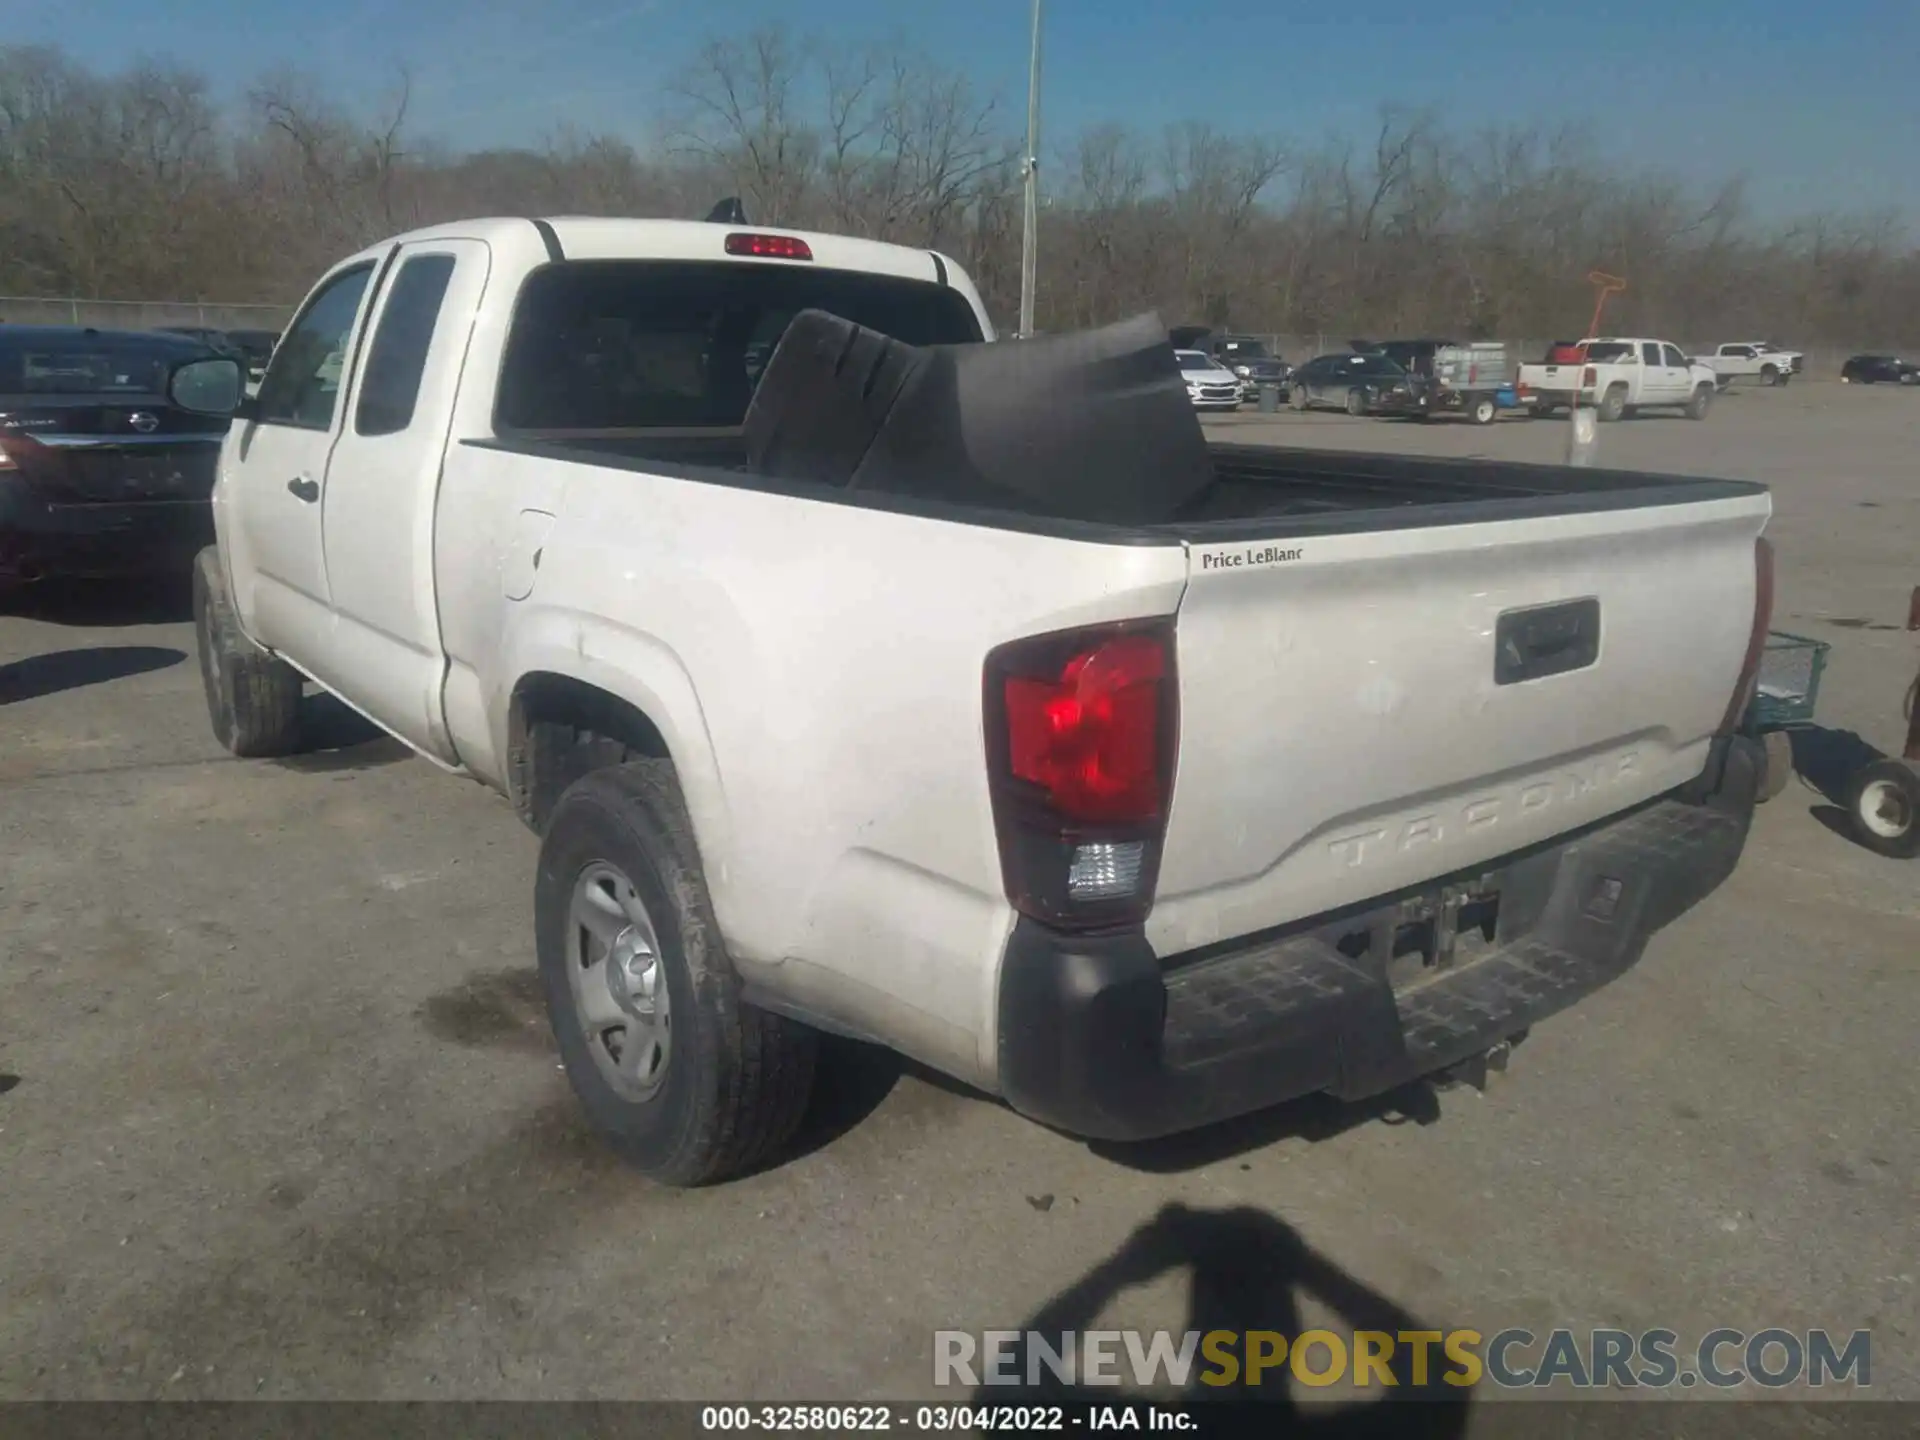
<box><xmin>497</xmin><ymin>608</ymin><xmax>732</xmax><ymax>903</ymax></box>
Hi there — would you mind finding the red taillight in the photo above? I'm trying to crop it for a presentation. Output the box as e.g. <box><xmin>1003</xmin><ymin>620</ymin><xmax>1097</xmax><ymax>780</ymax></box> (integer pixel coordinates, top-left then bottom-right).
<box><xmin>986</xmin><ymin>621</ymin><xmax>1178</xmax><ymax>930</ymax></box>
<box><xmin>724</xmin><ymin>232</ymin><xmax>813</xmax><ymax>261</ymax></box>
<box><xmin>0</xmin><ymin>433</ymin><xmax>41</xmax><ymax>473</ymax></box>
<box><xmin>1720</xmin><ymin>536</ymin><xmax>1776</xmax><ymax>734</ymax></box>
<box><xmin>1005</xmin><ymin>634</ymin><xmax>1166</xmax><ymax>823</ymax></box>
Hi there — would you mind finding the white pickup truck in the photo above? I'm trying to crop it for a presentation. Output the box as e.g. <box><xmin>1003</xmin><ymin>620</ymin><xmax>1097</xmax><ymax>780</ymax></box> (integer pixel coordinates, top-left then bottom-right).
<box><xmin>168</xmin><ymin>216</ymin><xmax>1775</xmax><ymax>1185</ymax></box>
<box><xmin>1516</xmin><ymin>339</ymin><xmax>1719</xmax><ymax>423</ymax></box>
<box><xmin>1691</xmin><ymin>341</ymin><xmax>1801</xmax><ymax>387</ymax></box>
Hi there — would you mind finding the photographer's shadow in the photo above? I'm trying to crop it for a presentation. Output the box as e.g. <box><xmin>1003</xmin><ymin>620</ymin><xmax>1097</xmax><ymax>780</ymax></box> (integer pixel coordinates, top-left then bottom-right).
<box><xmin>976</xmin><ymin>1203</ymin><xmax>1471</xmax><ymax>1438</ymax></box>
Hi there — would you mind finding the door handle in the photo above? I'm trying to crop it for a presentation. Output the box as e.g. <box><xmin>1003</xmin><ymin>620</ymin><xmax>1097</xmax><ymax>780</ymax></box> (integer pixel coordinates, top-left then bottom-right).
<box><xmin>287</xmin><ymin>476</ymin><xmax>320</xmax><ymax>503</ymax></box>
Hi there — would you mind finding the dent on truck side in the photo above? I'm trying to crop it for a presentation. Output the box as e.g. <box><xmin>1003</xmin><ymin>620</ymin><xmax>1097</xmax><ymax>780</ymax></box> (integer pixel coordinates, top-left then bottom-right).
<box><xmin>493</xmin><ymin>608</ymin><xmax>734</xmax><ymax>878</ymax></box>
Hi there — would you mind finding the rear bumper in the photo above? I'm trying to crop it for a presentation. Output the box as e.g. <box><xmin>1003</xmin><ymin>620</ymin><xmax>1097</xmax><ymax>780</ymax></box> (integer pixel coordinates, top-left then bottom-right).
<box><xmin>0</xmin><ymin>478</ymin><xmax>213</xmax><ymax>581</ymax></box>
<box><xmin>995</xmin><ymin>734</ymin><xmax>1762</xmax><ymax>1142</ymax></box>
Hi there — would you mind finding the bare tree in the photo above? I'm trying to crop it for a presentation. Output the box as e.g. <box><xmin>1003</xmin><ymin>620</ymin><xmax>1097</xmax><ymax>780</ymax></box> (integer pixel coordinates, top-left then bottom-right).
<box><xmin>1</xmin><ymin>34</ymin><xmax>1917</xmax><ymax>357</ymax></box>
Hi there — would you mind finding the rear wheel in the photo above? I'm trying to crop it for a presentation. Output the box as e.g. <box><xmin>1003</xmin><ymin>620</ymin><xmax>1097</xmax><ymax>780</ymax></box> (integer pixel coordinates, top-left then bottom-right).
<box><xmin>1345</xmin><ymin>388</ymin><xmax>1368</xmax><ymax>417</ymax></box>
<box><xmin>1686</xmin><ymin>383</ymin><xmax>1714</xmax><ymax>421</ymax></box>
<box><xmin>1596</xmin><ymin>385</ymin><xmax>1628</xmax><ymax>423</ymax></box>
<box><xmin>193</xmin><ymin>546</ymin><xmax>303</xmax><ymax>758</ymax></box>
<box><xmin>536</xmin><ymin>760</ymin><xmax>819</xmax><ymax>1184</ymax></box>
<box><xmin>1289</xmin><ymin>385</ymin><xmax>1310</xmax><ymax>412</ymax></box>
<box><xmin>1470</xmin><ymin>396</ymin><xmax>1497</xmax><ymax>426</ymax></box>
<box><xmin>1844</xmin><ymin>759</ymin><xmax>1920</xmax><ymax>859</ymax></box>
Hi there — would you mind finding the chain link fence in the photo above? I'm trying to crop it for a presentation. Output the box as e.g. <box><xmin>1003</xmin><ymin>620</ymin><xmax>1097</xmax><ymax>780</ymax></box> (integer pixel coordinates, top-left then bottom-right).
<box><xmin>0</xmin><ymin>296</ymin><xmax>295</xmax><ymax>332</ymax></box>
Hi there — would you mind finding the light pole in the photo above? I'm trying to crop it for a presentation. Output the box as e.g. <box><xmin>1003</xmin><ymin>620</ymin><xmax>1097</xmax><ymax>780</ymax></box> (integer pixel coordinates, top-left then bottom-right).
<box><xmin>1018</xmin><ymin>0</ymin><xmax>1043</xmax><ymax>338</ymax></box>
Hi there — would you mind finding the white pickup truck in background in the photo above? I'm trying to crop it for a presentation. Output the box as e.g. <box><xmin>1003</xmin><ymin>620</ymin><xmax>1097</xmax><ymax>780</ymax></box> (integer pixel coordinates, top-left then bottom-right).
<box><xmin>1516</xmin><ymin>338</ymin><xmax>1719</xmax><ymax>422</ymax></box>
<box><xmin>169</xmin><ymin>216</ymin><xmax>1775</xmax><ymax>1185</ymax></box>
<box><xmin>1691</xmin><ymin>341</ymin><xmax>1802</xmax><ymax>387</ymax></box>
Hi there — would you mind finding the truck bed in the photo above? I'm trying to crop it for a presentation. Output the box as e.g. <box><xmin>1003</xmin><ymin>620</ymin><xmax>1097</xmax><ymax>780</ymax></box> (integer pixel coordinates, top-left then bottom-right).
<box><xmin>479</xmin><ymin>433</ymin><xmax>1764</xmax><ymax>540</ymax></box>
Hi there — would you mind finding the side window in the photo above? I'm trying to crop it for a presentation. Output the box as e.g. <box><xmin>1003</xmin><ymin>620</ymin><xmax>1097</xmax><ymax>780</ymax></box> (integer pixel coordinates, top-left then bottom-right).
<box><xmin>256</xmin><ymin>264</ymin><xmax>376</xmax><ymax>431</ymax></box>
<box><xmin>1640</xmin><ymin>343</ymin><xmax>1660</xmax><ymax>366</ymax></box>
<box><xmin>1662</xmin><ymin>344</ymin><xmax>1688</xmax><ymax>368</ymax></box>
<box><xmin>356</xmin><ymin>254</ymin><xmax>458</xmax><ymax>436</ymax></box>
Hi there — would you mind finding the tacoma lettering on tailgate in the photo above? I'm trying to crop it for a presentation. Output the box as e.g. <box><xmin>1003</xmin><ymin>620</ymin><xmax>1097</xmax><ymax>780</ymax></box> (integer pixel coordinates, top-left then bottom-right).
<box><xmin>1326</xmin><ymin>752</ymin><xmax>1644</xmax><ymax>870</ymax></box>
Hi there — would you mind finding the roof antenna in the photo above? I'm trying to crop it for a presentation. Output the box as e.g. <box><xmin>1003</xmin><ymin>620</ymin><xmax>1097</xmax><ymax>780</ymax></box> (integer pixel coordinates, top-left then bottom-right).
<box><xmin>705</xmin><ymin>197</ymin><xmax>749</xmax><ymax>225</ymax></box>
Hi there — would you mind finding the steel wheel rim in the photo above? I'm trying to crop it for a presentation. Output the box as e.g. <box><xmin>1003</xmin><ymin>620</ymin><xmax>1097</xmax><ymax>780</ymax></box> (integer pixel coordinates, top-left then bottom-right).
<box><xmin>567</xmin><ymin>861</ymin><xmax>672</xmax><ymax>1101</ymax></box>
<box><xmin>1858</xmin><ymin>779</ymin><xmax>1914</xmax><ymax>840</ymax></box>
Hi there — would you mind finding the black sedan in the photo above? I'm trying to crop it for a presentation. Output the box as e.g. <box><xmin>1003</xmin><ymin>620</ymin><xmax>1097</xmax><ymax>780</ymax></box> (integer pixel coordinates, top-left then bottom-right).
<box><xmin>1287</xmin><ymin>352</ymin><xmax>1433</xmax><ymax>417</ymax></box>
<box><xmin>1</xmin><ymin>326</ymin><xmax>241</xmax><ymax>591</ymax></box>
<box><xmin>1840</xmin><ymin>354</ymin><xmax>1918</xmax><ymax>385</ymax></box>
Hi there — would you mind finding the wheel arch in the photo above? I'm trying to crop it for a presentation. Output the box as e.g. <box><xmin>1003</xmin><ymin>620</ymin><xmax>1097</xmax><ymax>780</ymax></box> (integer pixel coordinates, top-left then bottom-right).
<box><xmin>499</xmin><ymin>616</ymin><xmax>732</xmax><ymax>880</ymax></box>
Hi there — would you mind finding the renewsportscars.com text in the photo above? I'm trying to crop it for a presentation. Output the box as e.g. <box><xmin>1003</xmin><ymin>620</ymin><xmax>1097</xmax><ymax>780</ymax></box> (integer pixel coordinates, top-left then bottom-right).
<box><xmin>934</xmin><ymin>1327</ymin><xmax>1871</xmax><ymax>1391</ymax></box>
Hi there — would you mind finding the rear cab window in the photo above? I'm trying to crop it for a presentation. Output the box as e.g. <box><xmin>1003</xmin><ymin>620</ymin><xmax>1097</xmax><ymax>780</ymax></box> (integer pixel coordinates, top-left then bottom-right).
<box><xmin>356</xmin><ymin>254</ymin><xmax>459</xmax><ymax>436</ymax></box>
<box><xmin>493</xmin><ymin>261</ymin><xmax>985</xmax><ymax>434</ymax></box>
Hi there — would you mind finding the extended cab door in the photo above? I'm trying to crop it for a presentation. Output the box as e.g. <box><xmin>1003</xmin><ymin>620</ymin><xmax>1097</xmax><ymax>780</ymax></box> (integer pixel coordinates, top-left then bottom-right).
<box><xmin>309</xmin><ymin>239</ymin><xmax>490</xmax><ymax>760</ymax></box>
<box><xmin>221</xmin><ymin>257</ymin><xmax>385</xmax><ymax>655</ymax></box>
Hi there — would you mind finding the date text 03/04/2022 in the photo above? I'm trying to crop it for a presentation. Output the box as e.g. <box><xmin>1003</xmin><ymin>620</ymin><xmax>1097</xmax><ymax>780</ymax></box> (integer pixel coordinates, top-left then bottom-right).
<box><xmin>699</xmin><ymin>1404</ymin><xmax>1192</xmax><ymax>1432</ymax></box>
<box><xmin>1200</xmin><ymin>545</ymin><xmax>1303</xmax><ymax>572</ymax></box>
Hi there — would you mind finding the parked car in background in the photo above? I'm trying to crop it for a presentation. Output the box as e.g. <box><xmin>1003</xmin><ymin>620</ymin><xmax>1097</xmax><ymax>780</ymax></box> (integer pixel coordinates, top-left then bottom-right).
<box><xmin>0</xmin><ymin>326</ymin><xmax>237</xmax><ymax>590</ymax></box>
<box><xmin>1168</xmin><ymin>327</ymin><xmax>1292</xmax><ymax>401</ymax></box>
<box><xmin>1690</xmin><ymin>342</ymin><xmax>1799</xmax><ymax>387</ymax></box>
<box><xmin>1209</xmin><ymin>335</ymin><xmax>1292</xmax><ymax>400</ymax></box>
<box><xmin>1840</xmin><ymin>354</ymin><xmax>1919</xmax><ymax>385</ymax></box>
<box><xmin>1515</xmin><ymin>338</ymin><xmax>1716</xmax><ymax>422</ymax></box>
<box><xmin>223</xmin><ymin>328</ymin><xmax>281</xmax><ymax>385</ymax></box>
<box><xmin>158</xmin><ymin>325</ymin><xmax>241</xmax><ymax>357</ymax></box>
<box><xmin>1175</xmin><ymin>348</ymin><xmax>1243</xmax><ymax>410</ymax></box>
<box><xmin>1287</xmin><ymin>351</ymin><xmax>1433</xmax><ymax>417</ymax></box>
<box><xmin>1754</xmin><ymin>340</ymin><xmax>1804</xmax><ymax>374</ymax></box>
<box><xmin>1353</xmin><ymin>338</ymin><xmax>1512</xmax><ymax>424</ymax></box>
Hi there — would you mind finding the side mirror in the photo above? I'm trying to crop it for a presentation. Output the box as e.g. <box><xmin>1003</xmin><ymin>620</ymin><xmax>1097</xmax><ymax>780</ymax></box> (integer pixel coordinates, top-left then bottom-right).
<box><xmin>168</xmin><ymin>355</ymin><xmax>244</xmax><ymax>416</ymax></box>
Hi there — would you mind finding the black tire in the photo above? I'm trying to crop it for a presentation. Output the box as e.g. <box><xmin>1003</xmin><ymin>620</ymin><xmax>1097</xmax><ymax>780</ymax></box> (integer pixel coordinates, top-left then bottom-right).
<box><xmin>1686</xmin><ymin>383</ymin><xmax>1714</xmax><ymax>421</ymax></box>
<box><xmin>535</xmin><ymin>760</ymin><xmax>819</xmax><ymax>1185</ymax></box>
<box><xmin>1470</xmin><ymin>396</ymin><xmax>1498</xmax><ymax>426</ymax></box>
<box><xmin>1289</xmin><ymin>385</ymin><xmax>1310</xmax><ymax>412</ymax></box>
<box><xmin>1900</xmin><ymin>372</ymin><xmax>1917</xmax><ymax>387</ymax></box>
<box><xmin>1345</xmin><ymin>387</ymin><xmax>1368</xmax><ymax>417</ymax></box>
<box><xmin>192</xmin><ymin>545</ymin><xmax>303</xmax><ymax>758</ymax></box>
<box><xmin>1843</xmin><ymin>759</ymin><xmax>1920</xmax><ymax>859</ymax></box>
<box><xmin>1529</xmin><ymin>402</ymin><xmax>1558</xmax><ymax>420</ymax></box>
<box><xmin>1596</xmin><ymin>385</ymin><xmax>1628</xmax><ymax>423</ymax></box>
<box><xmin>1760</xmin><ymin>364</ymin><xmax>1780</xmax><ymax>386</ymax></box>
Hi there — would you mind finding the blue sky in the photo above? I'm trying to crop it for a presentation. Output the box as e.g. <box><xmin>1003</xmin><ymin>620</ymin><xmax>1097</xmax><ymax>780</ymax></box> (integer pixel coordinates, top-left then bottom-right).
<box><xmin>8</xmin><ymin>0</ymin><xmax>1917</xmax><ymax>223</ymax></box>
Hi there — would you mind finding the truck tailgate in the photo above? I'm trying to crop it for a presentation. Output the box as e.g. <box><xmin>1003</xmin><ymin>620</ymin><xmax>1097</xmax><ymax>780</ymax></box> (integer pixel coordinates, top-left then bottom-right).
<box><xmin>1518</xmin><ymin>362</ymin><xmax>1585</xmax><ymax>393</ymax></box>
<box><xmin>1148</xmin><ymin>492</ymin><xmax>1769</xmax><ymax>956</ymax></box>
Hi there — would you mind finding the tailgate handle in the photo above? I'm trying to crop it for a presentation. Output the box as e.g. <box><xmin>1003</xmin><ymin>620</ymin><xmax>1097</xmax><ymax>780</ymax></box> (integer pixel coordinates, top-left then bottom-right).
<box><xmin>1495</xmin><ymin>598</ymin><xmax>1600</xmax><ymax>685</ymax></box>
